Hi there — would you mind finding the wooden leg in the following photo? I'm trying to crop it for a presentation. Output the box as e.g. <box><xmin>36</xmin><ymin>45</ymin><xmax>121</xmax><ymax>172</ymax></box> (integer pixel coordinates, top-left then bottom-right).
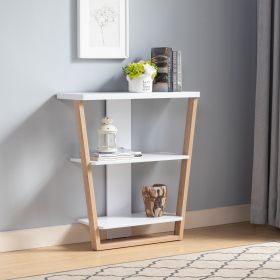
<box><xmin>74</xmin><ymin>101</ymin><xmax>101</xmax><ymax>250</ymax></box>
<box><xmin>100</xmin><ymin>234</ymin><xmax>180</xmax><ymax>250</ymax></box>
<box><xmin>175</xmin><ymin>98</ymin><xmax>198</xmax><ymax>239</ymax></box>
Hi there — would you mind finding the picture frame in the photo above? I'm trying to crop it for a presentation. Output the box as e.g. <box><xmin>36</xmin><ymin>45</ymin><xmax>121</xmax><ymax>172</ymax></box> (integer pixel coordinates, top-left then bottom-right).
<box><xmin>78</xmin><ymin>0</ymin><xmax>129</xmax><ymax>59</ymax></box>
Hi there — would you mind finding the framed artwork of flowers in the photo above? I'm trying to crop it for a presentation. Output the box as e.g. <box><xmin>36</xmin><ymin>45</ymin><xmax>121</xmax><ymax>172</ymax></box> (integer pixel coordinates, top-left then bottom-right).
<box><xmin>78</xmin><ymin>0</ymin><xmax>129</xmax><ymax>59</ymax></box>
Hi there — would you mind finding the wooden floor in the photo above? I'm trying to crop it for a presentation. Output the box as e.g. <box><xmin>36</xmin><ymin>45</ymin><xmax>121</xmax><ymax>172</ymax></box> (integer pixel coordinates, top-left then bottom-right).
<box><xmin>1</xmin><ymin>222</ymin><xmax>280</xmax><ymax>280</ymax></box>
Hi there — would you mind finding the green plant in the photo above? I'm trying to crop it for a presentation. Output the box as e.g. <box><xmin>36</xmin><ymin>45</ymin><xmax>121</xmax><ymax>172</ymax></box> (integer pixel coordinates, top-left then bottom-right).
<box><xmin>123</xmin><ymin>63</ymin><xmax>145</xmax><ymax>79</ymax></box>
<box><xmin>123</xmin><ymin>60</ymin><xmax>158</xmax><ymax>79</ymax></box>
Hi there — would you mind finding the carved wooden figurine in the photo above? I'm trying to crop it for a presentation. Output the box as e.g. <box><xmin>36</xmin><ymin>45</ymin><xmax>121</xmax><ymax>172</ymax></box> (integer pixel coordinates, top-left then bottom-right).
<box><xmin>142</xmin><ymin>184</ymin><xmax>167</xmax><ymax>217</ymax></box>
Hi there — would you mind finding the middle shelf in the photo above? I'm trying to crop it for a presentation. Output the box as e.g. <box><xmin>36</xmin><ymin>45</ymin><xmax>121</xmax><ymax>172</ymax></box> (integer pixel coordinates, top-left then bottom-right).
<box><xmin>70</xmin><ymin>153</ymin><xmax>189</xmax><ymax>166</ymax></box>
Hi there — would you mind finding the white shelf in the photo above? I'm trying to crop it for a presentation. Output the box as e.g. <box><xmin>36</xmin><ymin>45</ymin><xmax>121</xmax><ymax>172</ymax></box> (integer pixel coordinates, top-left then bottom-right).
<box><xmin>78</xmin><ymin>213</ymin><xmax>183</xmax><ymax>230</ymax></box>
<box><xmin>70</xmin><ymin>153</ymin><xmax>189</xmax><ymax>166</ymax></box>
<box><xmin>57</xmin><ymin>91</ymin><xmax>200</xmax><ymax>101</ymax></box>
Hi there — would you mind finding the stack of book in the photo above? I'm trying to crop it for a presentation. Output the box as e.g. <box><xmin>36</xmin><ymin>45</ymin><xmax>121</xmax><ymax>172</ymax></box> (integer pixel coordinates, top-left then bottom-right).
<box><xmin>151</xmin><ymin>47</ymin><xmax>182</xmax><ymax>92</ymax></box>
<box><xmin>91</xmin><ymin>150</ymin><xmax>142</xmax><ymax>162</ymax></box>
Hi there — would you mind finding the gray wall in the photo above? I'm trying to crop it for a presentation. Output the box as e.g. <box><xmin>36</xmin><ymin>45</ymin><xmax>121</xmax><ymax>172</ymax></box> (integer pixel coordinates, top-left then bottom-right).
<box><xmin>0</xmin><ymin>0</ymin><xmax>256</xmax><ymax>231</ymax></box>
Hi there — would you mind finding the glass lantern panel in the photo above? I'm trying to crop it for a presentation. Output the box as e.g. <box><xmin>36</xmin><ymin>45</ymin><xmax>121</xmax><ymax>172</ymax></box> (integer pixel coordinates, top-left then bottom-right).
<box><xmin>108</xmin><ymin>133</ymin><xmax>116</xmax><ymax>148</ymax></box>
<box><xmin>98</xmin><ymin>134</ymin><xmax>107</xmax><ymax>148</ymax></box>
<box><xmin>98</xmin><ymin>132</ymin><xmax>116</xmax><ymax>152</ymax></box>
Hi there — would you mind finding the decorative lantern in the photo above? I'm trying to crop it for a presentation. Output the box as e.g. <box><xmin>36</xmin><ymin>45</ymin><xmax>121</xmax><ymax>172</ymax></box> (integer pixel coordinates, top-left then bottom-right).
<box><xmin>98</xmin><ymin>117</ymin><xmax>118</xmax><ymax>153</ymax></box>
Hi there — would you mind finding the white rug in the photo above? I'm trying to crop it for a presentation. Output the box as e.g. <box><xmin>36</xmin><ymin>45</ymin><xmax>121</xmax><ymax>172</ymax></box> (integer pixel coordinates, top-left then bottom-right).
<box><xmin>14</xmin><ymin>242</ymin><xmax>280</xmax><ymax>280</ymax></box>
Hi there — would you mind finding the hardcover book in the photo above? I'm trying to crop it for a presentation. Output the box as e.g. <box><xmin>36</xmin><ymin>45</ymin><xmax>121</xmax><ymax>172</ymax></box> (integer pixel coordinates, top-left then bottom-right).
<box><xmin>172</xmin><ymin>50</ymin><xmax>182</xmax><ymax>92</ymax></box>
<box><xmin>172</xmin><ymin>50</ymin><xmax>178</xmax><ymax>92</ymax></box>
<box><xmin>151</xmin><ymin>47</ymin><xmax>173</xmax><ymax>92</ymax></box>
<box><xmin>177</xmin><ymin>50</ymin><xmax>182</xmax><ymax>92</ymax></box>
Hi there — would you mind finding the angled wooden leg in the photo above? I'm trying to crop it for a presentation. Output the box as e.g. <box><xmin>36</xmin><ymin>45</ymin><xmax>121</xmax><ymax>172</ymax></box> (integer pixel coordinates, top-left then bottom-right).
<box><xmin>175</xmin><ymin>98</ymin><xmax>198</xmax><ymax>239</ymax></box>
<box><xmin>74</xmin><ymin>101</ymin><xmax>101</xmax><ymax>250</ymax></box>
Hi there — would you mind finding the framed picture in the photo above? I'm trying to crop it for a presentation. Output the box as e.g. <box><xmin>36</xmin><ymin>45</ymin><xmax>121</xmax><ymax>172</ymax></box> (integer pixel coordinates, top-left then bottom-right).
<box><xmin>78</xmin><ymin>0</ymin><xmax>129</xmax><ymax>59</ymax></box>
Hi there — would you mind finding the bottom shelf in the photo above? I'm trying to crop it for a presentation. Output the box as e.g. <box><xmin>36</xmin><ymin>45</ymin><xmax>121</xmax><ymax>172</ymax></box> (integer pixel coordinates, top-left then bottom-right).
<box><xmin>78</xmin><ymin>213</ymin><xmax>183</xmax><ymax>230</ymax></box>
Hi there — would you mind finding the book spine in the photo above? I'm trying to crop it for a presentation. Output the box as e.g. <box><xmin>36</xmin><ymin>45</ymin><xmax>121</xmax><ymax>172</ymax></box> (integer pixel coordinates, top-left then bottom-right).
<box><xmin>151</xmin><ymin>47</ymin><xmax>172</xmax><ymax>92</ymax></box>
<box><xmin>172</xmin><ymin>51</ymin><xmax>178</xmax><ymax>92</ymax></box>
<box><xmin>177</xmin><ymin>51</ymin><xmax>182</xmax><ymax>92</ymax></box>
<box><xmin>168</xmin><ymin>52</ymin><xmax>173</xmax><ymax>92</ymax></box>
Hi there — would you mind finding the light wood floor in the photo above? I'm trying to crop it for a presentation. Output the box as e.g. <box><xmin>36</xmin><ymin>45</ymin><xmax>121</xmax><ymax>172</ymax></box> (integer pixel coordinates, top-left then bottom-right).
<box><xmin>1</xmin><ymin>222</ymin><xmax>280</xmax><ymax>280</ymax></box>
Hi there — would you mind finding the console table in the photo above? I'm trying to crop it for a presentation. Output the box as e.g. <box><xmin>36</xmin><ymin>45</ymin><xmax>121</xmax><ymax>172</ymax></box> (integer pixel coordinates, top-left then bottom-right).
<box><xmin>57</xmin><ymin>91</ymin><xmax>199</xmax><ymax>250</ymax></box>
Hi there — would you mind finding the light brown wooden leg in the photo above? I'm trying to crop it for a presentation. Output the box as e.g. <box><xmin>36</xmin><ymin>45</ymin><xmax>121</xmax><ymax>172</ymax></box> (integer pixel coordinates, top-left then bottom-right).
<box><xmin>175</xmin><ymin>98</ymin><xmax>198</xmax><ymax>239</ymax></box>
<box><xmin>100</xmin><ymin>234</ymin><xmax>180</xmax><ymax>250</ymax></box>
<box><xmin>74</xmin><ymin>101</ymin><xmax>101</xmax><ymax>250</ymax></box>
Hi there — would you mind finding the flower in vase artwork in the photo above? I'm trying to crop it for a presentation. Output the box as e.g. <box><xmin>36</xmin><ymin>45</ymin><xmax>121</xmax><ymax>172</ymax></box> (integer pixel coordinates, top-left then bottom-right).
<box><xmin>89</xmin><ymin>0</ymin><xmax>120</xmax><ymax>47</ymax></box>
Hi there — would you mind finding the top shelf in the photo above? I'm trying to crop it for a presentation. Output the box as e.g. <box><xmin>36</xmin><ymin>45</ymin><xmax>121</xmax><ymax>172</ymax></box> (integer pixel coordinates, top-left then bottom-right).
<box><xmin>57</xmin><ymin>91</ymin><xmax>200</xmax><ymax>101</ymax></box>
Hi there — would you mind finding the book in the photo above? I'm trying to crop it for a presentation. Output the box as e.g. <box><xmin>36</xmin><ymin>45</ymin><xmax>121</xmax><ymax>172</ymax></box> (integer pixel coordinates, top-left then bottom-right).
<box><xmin>91</xmin><ymin>154</ymin><xmax>133</xmax><ymax>161</ymax></box>
<box><xmin>172</xmin><ymin>50</ymin><xmax>182</xmax><ymax>92</ymax></box>
<box><xmin>90</xmin><ymin>149</ymin><xmax>142</xmax><ymax>161</ymax></box>
<box><xmin>172</xmin><ymin>51</ymin><xmax>178</xmax><ymax>92</ymax></box>
<box><xmin>177</xmin><ymin>50</ymin><xmax>182</xmax><ymax>92</ymax></box>
<box><xmin>151</xmin><ymin>47</ymin><xmax>173</xmax><ymax>92</ymax></box>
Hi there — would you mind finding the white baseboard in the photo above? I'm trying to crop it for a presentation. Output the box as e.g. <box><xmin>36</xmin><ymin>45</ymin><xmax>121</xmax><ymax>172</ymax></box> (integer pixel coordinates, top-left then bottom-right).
<box><xmin>0</xmin><ymin>204</ymin><xmax>250</xmax><ymax>252</ymax></box>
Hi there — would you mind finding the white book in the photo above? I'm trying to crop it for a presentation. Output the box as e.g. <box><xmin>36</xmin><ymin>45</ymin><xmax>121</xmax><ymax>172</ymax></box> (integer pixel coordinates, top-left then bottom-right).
<box><xmin>91</xmin><ymin>149</ymin><xmax>142</xmax><ymax>160</ymax></box>
<box><xmin>91</xmin><ymin>156</ymin><xmax>135</xmax><ymax>162</ymax></box>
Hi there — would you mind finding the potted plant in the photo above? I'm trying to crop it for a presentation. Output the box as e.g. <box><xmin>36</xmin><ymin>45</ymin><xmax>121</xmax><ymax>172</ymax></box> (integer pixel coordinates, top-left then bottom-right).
<box><xmin>123</xmin><ymin>60</ymin><xmax>158</xmax><ymax>93</ymax></box>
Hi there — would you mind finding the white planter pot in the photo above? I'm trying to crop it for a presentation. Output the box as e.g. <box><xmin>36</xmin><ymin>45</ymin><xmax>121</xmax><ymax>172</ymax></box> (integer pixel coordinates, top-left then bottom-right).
<box><xmin>127</xmin><ymin>75</ymin><xmax>153</xmax><ymax>93</ymax></box>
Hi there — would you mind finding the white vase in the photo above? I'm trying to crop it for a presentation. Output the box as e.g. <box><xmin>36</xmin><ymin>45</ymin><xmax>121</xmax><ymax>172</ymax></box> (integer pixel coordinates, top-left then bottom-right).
<box><xmin>127</xmin><ymin>75</ymin><xmax>153</xmax><ymax>93</ymax></box>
